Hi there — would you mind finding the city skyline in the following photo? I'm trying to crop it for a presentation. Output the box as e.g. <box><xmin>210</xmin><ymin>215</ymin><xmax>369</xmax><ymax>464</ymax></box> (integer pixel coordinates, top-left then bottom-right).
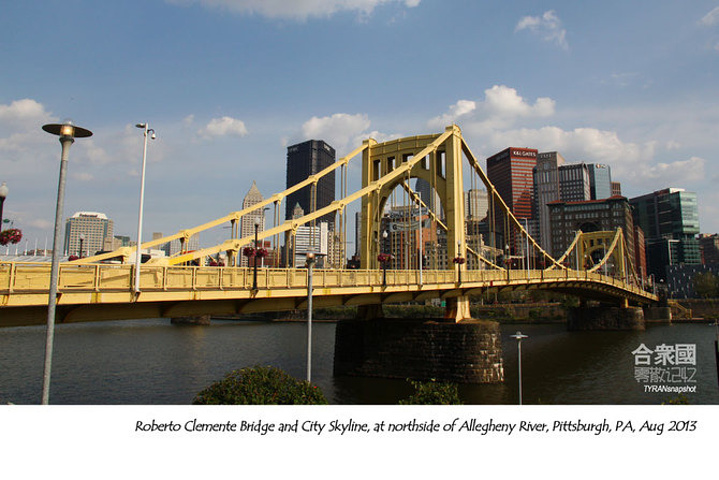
<box><xmin>2</xmin><ymin>1</ymin><xmax>719</xmax><ymax>246</ymax></box>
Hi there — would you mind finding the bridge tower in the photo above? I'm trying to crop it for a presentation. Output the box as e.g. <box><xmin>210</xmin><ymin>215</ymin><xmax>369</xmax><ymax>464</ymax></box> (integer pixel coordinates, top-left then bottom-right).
<box><xmin>359</xmin><ymin>125</ymin><xmax>470</xmax><ymax>320</ymax></box>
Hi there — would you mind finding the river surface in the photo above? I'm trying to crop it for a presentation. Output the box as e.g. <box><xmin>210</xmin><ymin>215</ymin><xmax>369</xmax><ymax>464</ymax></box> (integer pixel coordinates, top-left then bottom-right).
<box><xmin>0</xmin><ymin>319</ymin><xmax>717</xmax><ymax>405</ymax></box>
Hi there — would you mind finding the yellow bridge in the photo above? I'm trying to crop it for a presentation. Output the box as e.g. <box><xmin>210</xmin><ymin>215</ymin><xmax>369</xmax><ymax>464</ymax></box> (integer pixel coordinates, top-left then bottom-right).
<box><xmin>0</xmin><ymin>125</ymin><xmax>657</xmax><ymax>326</ymax></box>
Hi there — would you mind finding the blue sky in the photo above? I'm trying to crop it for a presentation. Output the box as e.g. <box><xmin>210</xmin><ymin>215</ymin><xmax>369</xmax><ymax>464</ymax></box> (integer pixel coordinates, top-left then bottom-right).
<box><xmin>2</xmin><ymin>0</ymin><xmax>719</xmax><ymax>250</ymax></box>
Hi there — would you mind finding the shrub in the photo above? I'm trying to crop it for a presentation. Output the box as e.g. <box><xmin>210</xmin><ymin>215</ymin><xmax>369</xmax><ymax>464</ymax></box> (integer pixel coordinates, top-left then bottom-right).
<box><xmin>193</xmin><ymin>365</ymin><xmax>328</xmax><ymax>405</ymax></box>
<box><xmin>399</xmin><ymin>379</ymin><xmax>463</xmax><ymax>405</ymax></box>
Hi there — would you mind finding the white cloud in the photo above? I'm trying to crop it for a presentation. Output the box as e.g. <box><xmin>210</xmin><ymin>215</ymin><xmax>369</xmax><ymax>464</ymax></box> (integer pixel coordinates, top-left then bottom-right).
<box><xmin>429</xmin><ymin>85</ymin><xmax>555</xmax><ymax>130</ymax></box>
<box><xmin>72</xmin><ymin>172</ymin><xmax>94</xmax><ymax>182</ymax></box>
<box><xmin>699</xmin><ymin>6</ymin><xmax>719</xmax><ymax>27</ymax></box>
<box><xmin>0</xmin><ymin>98</ymin><xmax>54</xmax><ymax>129</ymax></box>
<box><xmin>197</xmin><ymin>116</ymin><xmax>249</xmax><ymax>139</ymax></box>
<box><xmin>427</xmin><ymin>100</ymin><xmax>476</xmax><ymax>128</ymax></box>
<box><xmin>166</xmin><ymin>0</ymin><xmax>420</xmax><ymax>21</ymax></box>
<box><xmin>302</xmin><ymin>113</ymin><xmax>371</xmax><ymax>149</ymax></box>
<box><xmin>515</xmin><ymin>10</ymin><xmax>569</xmax><ymax>50</ymax></box>
<box><xmin>645</xmin><ymin>156</ymin><xmax>706</xmax><ymax>184</ymax></box>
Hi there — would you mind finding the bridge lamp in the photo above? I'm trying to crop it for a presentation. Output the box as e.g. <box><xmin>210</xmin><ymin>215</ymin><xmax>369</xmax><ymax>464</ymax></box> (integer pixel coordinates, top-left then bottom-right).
<box><xmin>0</xmin><ymin>181</ymin><xmax>8</xmax><ymax>228</ymax></box>
<box><xmin>305</xmin><ymin>251</ymin><xmax>317</xmax><ymax>382</ymax></box>
<box><xmin>253</xmin><ymin>218</ymin><xmax>260</xmax><ymax>290</ymax></box>
<box><xmin>510</xmin><ymin>331</ymin><xmax>529</xmax><ymax>405</ymax></box>
<box><xmin>78</xmin><ymin>234</ymin><xmax>85</xmax><ymax>258</ymax></box>
<box><xmin>134</xmin><ymin>123</ymin><xmax>156</xmax><ymax>294</ymax></box>
<box><xmin>382</xmin><ymin>230</ymin><xmax>388</xmax><ymax>287</ymax></box>
<box><xmin>41</xmin><ymin>119</ymin><xmax>93</xmax><ymax>405</ymax></box>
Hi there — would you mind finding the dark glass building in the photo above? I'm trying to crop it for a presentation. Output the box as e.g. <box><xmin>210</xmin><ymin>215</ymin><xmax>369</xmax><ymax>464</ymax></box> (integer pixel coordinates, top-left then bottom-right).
<box><xmin>285</xmin><ymin>140</ymin><xmax>336</xmax><ymax>225</ymax></box>
<box><xmin>629</xmin><ymin>188</ymin><xmax>700</xmax><ymax>281</ymax></box>
<box><xmin>587</xmin><ymin>163</ymin><xmax>612</xmax><ymax>200</ymax></box>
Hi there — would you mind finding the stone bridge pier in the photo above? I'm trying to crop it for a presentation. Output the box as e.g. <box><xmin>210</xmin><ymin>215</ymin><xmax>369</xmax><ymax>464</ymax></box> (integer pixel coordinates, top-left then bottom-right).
<box><xmin>566</xmin><ymin>304</ymin><xmax>646</xmax><ymax>331</ymax></box>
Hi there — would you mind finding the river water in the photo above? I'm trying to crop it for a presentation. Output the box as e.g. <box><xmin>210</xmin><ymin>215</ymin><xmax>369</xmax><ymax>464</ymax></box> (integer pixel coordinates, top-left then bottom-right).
<box><xmin>0</xmin><ymin>319</ymin><xmax>717</xmax><ymax>405</ymax></box>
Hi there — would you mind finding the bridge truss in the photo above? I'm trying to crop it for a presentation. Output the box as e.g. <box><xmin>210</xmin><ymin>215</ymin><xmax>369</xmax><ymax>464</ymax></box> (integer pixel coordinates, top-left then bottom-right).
<box><xmin>0</xmin><ymin>125</ymin><xmax>657</xmax><ymax>325</ymax></box>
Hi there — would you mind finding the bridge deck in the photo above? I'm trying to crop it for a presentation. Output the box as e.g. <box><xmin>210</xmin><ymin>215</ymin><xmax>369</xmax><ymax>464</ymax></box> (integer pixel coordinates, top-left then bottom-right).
<box><xmin>0</xmin><ymin>262</ymin><xmax>657</xmax><ymax>326</ymax></box>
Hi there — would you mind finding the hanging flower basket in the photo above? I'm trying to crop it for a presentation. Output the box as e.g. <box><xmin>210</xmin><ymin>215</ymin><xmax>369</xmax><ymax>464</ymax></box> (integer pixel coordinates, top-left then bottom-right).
<box><xmin>377</xmin><ymin>253</ymin><xmax>393</xmax><ymax>264</ymax></box>
<box><xmin>452</xmin><ymin>256</ymin><xmax>465</xmax><ymax>264</ymax></box>
<box><xmin>243</xmin><ymin>246</ymin><xmax>256</xmax><ymax>258</ymax></box>
<box><xmin>255</xmin><ymin>248</ymin><xmax>269</xmax><ymax>259</ymax></box>
<box><xmin>0</xmin><ymin>228</ymin><xmax>22</xmax><ymax>246</ymax></box>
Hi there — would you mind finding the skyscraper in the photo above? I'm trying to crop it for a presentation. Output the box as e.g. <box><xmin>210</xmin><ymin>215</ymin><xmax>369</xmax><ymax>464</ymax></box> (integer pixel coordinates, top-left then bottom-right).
<box><xmin>587</xmin><ymin>164</ymin><xmax>612</xmax><ymax>200</ymax></box>
<box><xmin>465</xmin><ymin>189</ymin><xmax>488</xmax><ymax>221</ymax></box>
<box><xmin>486</xmin><ymin>147</ymin><xmax>537</xmax><ymax>252</ymax></box>
<box><xmin>558</xmin><ymin>163</ymin><xmax>591</xmax><ymax>202</ymax></box>
<box><xmin>630</xmin><ymin>188</ymin><xmax>700</xmax><ymax>280</ymax></box>
<box><xmin>547</xmin><ymin>197</ymin><xmax>636</xmax><ymax>269</ymax></box>
<box><xmin>64</xmin><ymin>211</ymin><xmax>114</xmax><ymax>257</ymax></box>
<box><xmin>533</xmin><ymin>151</ymin><xmax>564</xmax><ymax>252</ymax></box>
<box><xmin>240</xmin><ymin>181</ymin><xmax>265</xmax><ymax>266</ymax></box>
<box><xmin>285</xmin><ymin>140</ymin><xmax>336</xmax><ymax>225</ymax></box>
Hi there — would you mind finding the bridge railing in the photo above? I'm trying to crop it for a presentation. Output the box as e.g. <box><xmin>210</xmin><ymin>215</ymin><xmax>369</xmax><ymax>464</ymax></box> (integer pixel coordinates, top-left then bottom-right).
<box><xmin>1</xmin><ymin>261</ymin><xmax>650</xmax><ymax>298</ymax></box>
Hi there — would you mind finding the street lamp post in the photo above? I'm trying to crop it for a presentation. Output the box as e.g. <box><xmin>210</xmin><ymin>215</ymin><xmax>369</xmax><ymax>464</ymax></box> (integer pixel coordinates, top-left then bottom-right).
<box><xmin>0</xmin><ymin>182</ymin><xmax>8</xmax><ymax>228</ymax></box>
<box><xmin>382</xmin><ymin>230</ymin><xmax>388</xmax><ymax>287</ymax></box>
<box><xmin>134</xmin><ymin>123</ymin><xmax>156</xmax><ymax>294</ymax></box>
<box><xmin>41</xmin><ymin>120</ymin><xmax>92</xmax><ymax>405</ymax></box>
<box><xmin>78</xmin><ymin>234</ymin><xmax>84</xmax><ymax>258</ymax></box>
<box><xmin>305</xmin><ymin>252</ymin><xmax>316</xmax><ymax>382</ymax></box>
<box><xmin>523</xmin><ymin>218</ymin><xmax>530</xmax><ymax>280</ymax></box>
<box><xmin>253</xmin><ymin>219</ymin><xmax>260</xmax><ymax>290</ymax></box>
<box><xmin>510</xmin><ymin>331</ymin><xmax>528</xmax><ymax>405</ymax></box>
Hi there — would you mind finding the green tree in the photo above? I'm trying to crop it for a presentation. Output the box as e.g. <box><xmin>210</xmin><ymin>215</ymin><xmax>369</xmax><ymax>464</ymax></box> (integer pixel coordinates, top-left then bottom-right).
<box><xmin>193</xmin><ymin>365</ymin><xmax>328</xmax><ymax>405</ymax></box>
<box><xmin>399</xmin><ymin>379</ymin><xmax>463</xmax><ymax>405</ymax></box>
<box><xmin>692</xmin><ymin>271</ymin><xmax>718</xmax><ymax>298</ymax></box>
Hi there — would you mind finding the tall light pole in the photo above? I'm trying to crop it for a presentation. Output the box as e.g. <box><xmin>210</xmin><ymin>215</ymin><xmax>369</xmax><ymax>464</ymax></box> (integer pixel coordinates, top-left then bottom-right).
<box><xmin>0</xmin><ymin>182</ymin><xmax>8</xmax><ymax>229</ymax></box>
<box><xmin>382</xmin><ymin>230</ymin><xmax>388</xmax><ymax>287</ymax></box>
<box><xmin>134</xmin><ymin>123</ymin><xmax>156</xmax><ymax>294</ymax></box>
<box><xmin>41</xmin><ymin>120</ymin><xmax>93</xmax><ymax>405</ymax></box>
<box><xmin>78</xmin><ymin>233</ymin><xmax>85</xmax><ymax>258</ymax></box>
<box><xmin>305</xmin><ymin>251</ymin><xmax>316</xmax><ymax>382</ymax></box>
<box><xmin>522</xmin><ymin>218</ymin><xmax>529</xmax><ymax>280</ymax></box>
<box><xmin>417</xmin><ymin>193</ymin><xmax>423</xmax><ymax>285</ymax></box>
<box><xmin>510</xmin><ymin>331</ymin><xmax>528</xmax><ymax>405</ymax></box>
<box><xmin>253</xmin><ymin>219</ymin><xmax>260</xmax><ymax>290</ymax></box>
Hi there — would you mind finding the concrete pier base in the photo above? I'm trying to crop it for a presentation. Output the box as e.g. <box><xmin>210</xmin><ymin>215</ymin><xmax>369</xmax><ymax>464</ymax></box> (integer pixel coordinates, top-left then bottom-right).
<box><xmin>644</xmin><ymin>307</ymin><xmax>672</xmax><ymax>324</ymax></box>
<box><xmin>170</xmin><ymin>314</ymin><xmax>211</xmax><ymax>325</ymax></box>
<box><xmin>333</xmin><ymin>318</ymin><xmax>504</xmax><ymax>383</ymax></box>
<box><xmin>567</xmin><ymin>306</ymin><xmax>645</xmax><ymax>331</ymax></box>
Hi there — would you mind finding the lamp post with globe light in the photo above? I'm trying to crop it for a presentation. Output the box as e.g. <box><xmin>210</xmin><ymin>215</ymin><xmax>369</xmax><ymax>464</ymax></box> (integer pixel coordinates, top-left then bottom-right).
<box><xmin>305</xmin><ymin>252</ymin><xmax>316</xmax><ymax>382</ymax></box>
<box><xmin>41</xmin><ymin>120</ymin><xmax>93</xmax><ymax>405</ymax></box>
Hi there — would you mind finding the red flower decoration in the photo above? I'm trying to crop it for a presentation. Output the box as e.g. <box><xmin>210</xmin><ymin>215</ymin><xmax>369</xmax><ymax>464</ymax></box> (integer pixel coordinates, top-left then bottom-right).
<box><xmin>377</xmin><ymin>253</ymin><xmax>393</xmax><ymax>263</ymax></box>
<box><xmin>255</xmin><ymin>248</ymin><xmax>269</xmax><ymax>258</ymax></box>
<box><xmin>452</xmin><ymin>256</ymin><xmax>465</xmax><ymax>264</ymax></box>
<box><xmin>0</xmin><ymin>228</ymin><xmax>22</xmax><ymax>246</ymax></box>
<box><xmin>243</xmin><ymin>246</ymin><xmax>255</xmax><ymax>257</ymax></box>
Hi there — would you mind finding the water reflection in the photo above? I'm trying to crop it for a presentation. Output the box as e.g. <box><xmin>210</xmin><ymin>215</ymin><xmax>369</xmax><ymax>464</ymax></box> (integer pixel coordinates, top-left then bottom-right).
<box><xmin>0</xmin><ymin>319</ymin><xmax>716</xmax><ymax>405</ymax></box>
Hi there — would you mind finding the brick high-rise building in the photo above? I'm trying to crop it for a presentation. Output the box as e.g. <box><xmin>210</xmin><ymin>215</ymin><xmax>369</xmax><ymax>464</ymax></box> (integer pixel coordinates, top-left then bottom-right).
<box><xmin>486</xmin><ymin>147</ymin><xmax>537</xmax><ymax>253</ymax></box>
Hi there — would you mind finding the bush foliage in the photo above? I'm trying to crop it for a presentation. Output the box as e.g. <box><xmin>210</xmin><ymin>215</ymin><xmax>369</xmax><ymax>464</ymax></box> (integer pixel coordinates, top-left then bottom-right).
<box><xmin>193</xmin><ymin>365</ymin><xmax>328</xmax><ymax>405</ymax></box>
<box><xmin>399</xmin><ymin>379</ymin><xmax>463</xmax><ymax>405</ymax></box>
